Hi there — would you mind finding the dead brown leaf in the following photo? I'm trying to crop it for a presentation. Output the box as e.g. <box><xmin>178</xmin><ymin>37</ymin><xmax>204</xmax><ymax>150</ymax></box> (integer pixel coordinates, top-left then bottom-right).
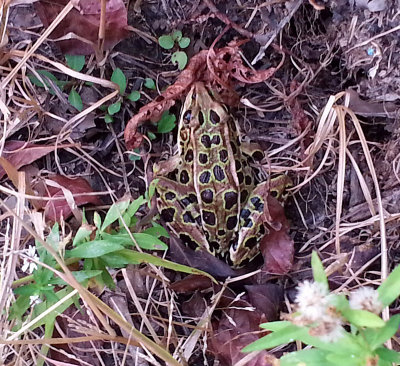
<box><xmin>260</xmin><ymin>196</ymin><xmax>294</xmax><ymax>274</ymax></box>
<box><xmin>34</xmin><ymin>175</ymin><xmax>102</xmax><ymax>222</ymax></box>
<box><xmin>124</xmin><ymin>41</ymin><xmax>281</xmax><ymax>149</ymax></box>
<box><xmin>0</xmin><ymin>140</ymin><xmax>73</xmax><ymax>180</ymax></box>
<box><xmin>34</xmin><ymin>0</ymin><xmax>130</xmax><ymax>55</ymax></box>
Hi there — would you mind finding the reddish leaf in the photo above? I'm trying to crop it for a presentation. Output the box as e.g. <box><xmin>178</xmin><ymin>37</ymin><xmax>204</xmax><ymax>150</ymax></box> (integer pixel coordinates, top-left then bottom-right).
<box><xmin>34</xmin><ymin>0</ymin><xmax>130</xmax><ymax>55</ymax></box>
<box><xmin>0</xmin><ymin>141</ymin><xmax>72</xmax><ymax>180</ymax></box>
<box><xmin>260</xmin><ymin>196</ymin><xmax>294</xmax><ymax>274</ymax></box>
<box><xmin>170</xmin><ymin>275</ymin><xmax>213</xmax><ymax>294</ymax></box>
<box><xmin>210</xmin><ymin>286</ymin><xmax>282</xmax><ymax>366</ymax></box>
<box><xmin>124</xmin><ymin>41</ymin><xmax>282</xmax><ymax>149</ymax></box>
<box><xmin>34</xmin><ymin>175</ymin><xmax>102</xmax><ymax>222</ymax></box>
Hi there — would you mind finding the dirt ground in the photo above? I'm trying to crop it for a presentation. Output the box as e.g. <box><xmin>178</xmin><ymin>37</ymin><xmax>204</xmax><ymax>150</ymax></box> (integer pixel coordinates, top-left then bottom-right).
<box><xmin>2</xmin><ymin>0</ymin><xmax>400</xmax><ymax>365</ymax></box>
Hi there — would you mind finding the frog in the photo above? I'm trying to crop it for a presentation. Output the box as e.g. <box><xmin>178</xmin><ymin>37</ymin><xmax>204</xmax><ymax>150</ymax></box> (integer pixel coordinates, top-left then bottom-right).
<box><xmin>154</xmin><ymin>82</ymin><xmax>283</xmax><ymax>267</ymax></box>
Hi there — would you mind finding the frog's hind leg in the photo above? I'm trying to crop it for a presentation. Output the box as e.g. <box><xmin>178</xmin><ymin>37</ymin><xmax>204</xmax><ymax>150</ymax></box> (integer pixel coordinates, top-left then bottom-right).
<box><xmin>229</xmin><ymin>181</ymin><xmax>278</xmax><ymax>267</ymax></box>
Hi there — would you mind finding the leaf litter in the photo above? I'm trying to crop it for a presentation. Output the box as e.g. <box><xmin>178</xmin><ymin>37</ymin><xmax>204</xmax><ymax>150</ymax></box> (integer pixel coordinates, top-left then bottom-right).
<box><xmin>1</xmin><ymin>0</ymin><xmax>400</xmax><ymax>365</ymax></box>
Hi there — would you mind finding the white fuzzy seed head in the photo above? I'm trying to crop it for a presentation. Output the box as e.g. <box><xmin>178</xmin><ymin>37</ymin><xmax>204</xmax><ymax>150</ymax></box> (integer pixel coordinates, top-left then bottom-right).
<box><xmin>295</xmin><ymin>281</ymin><xmax>329</xmax><ymax>321</ymax></box>
<box><xmin>349</xmin><ymin>286</ymin><xmax>382</xmax><ymax>314</ymax></box>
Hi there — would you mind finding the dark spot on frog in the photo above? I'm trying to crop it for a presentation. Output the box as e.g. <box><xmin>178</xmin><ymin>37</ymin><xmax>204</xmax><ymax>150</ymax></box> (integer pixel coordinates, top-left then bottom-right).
<box><xmin>245</xmin><ymin>175</ymin><xmax>252</xmax><ymax>186</ymax></box>
<box><xmin>230</xmin><ymin>141</ymin><xmax>237</xmax><ymax>154</ymax></box>
<box><xmin>199</xmin><ymin>153</ymin><xmax>208</xmax><ymax>164</ymax></box>
<box><xmin>165</xmin><ymin>192</ymin><xmax>176</xmax><ymax>201</ymax></box>
<box><xmin>224</xmin><ymin>191</ymin><xmax>238</xmax><ymax>210</ymax></box>
<box><xmin>251</xmin><ymin>196</ymin><xmax>264</xmax><ymax>212</ymax></box>
<box><xmin>201</xmin><ymin>134</ymin><xmax>211</xmax><ymax>148</ymax></box>
<box><xmin>259</xmin><ymin>225</ymin><xmax>266</xmax><ymax>235</ymax></box>
<box><xmin>202</xmin><ymin>210</ymin><xmax>216</xmax><ymax>226</ymax></box>
<box><xmin>241</xmin><ymin>190</ymin><xmax>249</xmax><ymax>203</ymax></box>
<box><xmin>270</xmin><ymin>189</ymin><xmax>279</xmax><ymax>198</ymax></box>
<box><xmin>218</xmin><ymin>229</ymin><xmax>226</xmax><ymax>236</ymax></box>
<box><xmin>227</xmin><ymin>215</ymin><xmax>238</xmax><ymax>230</ymax></box>
<box><xmin>180</xmin><ymin>170</ymin><xmax>190</xmax><ymax>184</ymax></box>
<box><xmin>219</xmin><ymin>149</ymin><xmax>228</xmax><ymax>163</ymax></box>
<box><xmin>179</xmin><ymin>233</ymin><xmax>198</xmax><ymax>250</ymax></box>
<box><xmin>210</xmin><ymin>110</ymin><xmax>220</xmax><ymax>124</ymax></box>
<box><xmin>188</xmin><ymin>193</ymin><xmax>198</xmax><ymax>203</ymax></box>
<box><xmin>252</xmin><ymin>150</ymin><xmax>264</xmax><ymax>161</ymax></box>
<box><xmin>211</xmin><ymin>135</ymin><xmax>221</xmax><ymax>145</ymax></box>
<box><xmin>199</xmin><ymin>111</ymin><xmax>205</xmax><ymax>125</ymax></box>
<box><xmin>244</xmin><ymin>237</ymin><xmax>258</xmax><ymax>249</ymax></box>
<box><xmin>161</xmin><ymin>208</ymin><xmax>175</xmax><ymax>222</ymax></box>
<box><xmin>244</xmin><ymin>218</ymin><xmax>254</xmax><ymax>228</ymax></box>
<box><xmin>183</xmin><ymin>110</ymin><xmax>192</xmax><ymax>123</ymax></box>
<box><xmin>240</xmin><ymin>208</ymin><xmax>251</xmax><ymax>219</ymax></box>
<box><xmin>185</xmin><ymin>149</ymin><xmax>194</xmax><ymax>162</ymax></box>
<box><xmin>235</xmin><ymin>159</ymin><xmax>241</xmax><ymax>170</ymax></box>
<box><xmin>180</xmin><ymin>194</ymin><xmax>196</xmax><ymax>207</ymax></box>
<box><xmin>210</xmin><ymin>241</ymin><xmax>220</xmax><ymax>251</ymax></box>
<box><xmin>213</xmin><ymin>165</ymin><xmax>225</xmax><ymax>181</ymax></box>
<box><xmin>201</xmin><ymin>189</ymin><xmax>214</xmax><ymax>203</ymax></box>
<box><xmin>237</xmin><ymin>172</ymin><xmax>244</xmax><ymax>184</ymax></box>
<box><xmin>183</xmin><ymin>211</ymin><xmax>195</xmax><ymax>223</ymax></box>
<box><xmin>199</xmin><ymin>170</ymin><xmax>211</xmax><ymax>184</ymax></box>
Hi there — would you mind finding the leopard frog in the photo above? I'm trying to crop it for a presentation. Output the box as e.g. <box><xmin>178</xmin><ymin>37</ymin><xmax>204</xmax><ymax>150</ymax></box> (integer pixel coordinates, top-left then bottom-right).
<box><xmin>154</xmin><ymin>82</ymin><xmax>276</xmax><ymax>267</ymax></box>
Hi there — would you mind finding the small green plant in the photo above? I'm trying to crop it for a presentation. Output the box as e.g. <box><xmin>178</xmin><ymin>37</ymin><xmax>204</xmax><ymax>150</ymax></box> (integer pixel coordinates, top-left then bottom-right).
<box><xmin>10</xmin><ymin>189</ymin><xmax>214</xmax><ymax>363</ymax></box>
<box><xmin>158</xmin><ymin>30</ymin><xmax>190</xmax><ymax>70</ymax></box>
<box><xmin>106</xmin><ymin>67</ymin><xmax>143</xmax><ymax>123</ymax></box>
<box><xmin>28</xmin><ymin>55</ymin><xmax>85</xmax><ymax>112</ymax></box>
<box><xmin>243</xmin><ymin>251</ymin><xmax>400</xmax><ymax>366</ymax></box>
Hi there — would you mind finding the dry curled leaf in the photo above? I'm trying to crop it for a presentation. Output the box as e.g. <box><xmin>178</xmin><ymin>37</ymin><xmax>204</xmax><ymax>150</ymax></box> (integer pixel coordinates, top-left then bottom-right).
<box><xmin>35</xmin><ymin>0</ymin><xmax>130</xmax><ymax>55</ymax></box>
<box><xmin>260</xmin><ymin>196</ymin><xmax>294</xmax><ymax>274</ymax></box>
<box><xmin>124</xmin><ymin>41</ymin><xmax>281</xmax><ymax>149</ymax></box>
<box><xmin>0</xmin><ymin>141</ymin><xmax>72</xmax><ymax>180</ymax></box>
<box><xmin>34</xmin><ymin>175</ymin><xmax>102</xmax><ymax>222</ymax></box>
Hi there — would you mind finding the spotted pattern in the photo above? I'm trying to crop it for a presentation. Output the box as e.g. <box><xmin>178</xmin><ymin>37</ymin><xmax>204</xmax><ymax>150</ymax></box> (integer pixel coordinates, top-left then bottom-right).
<box><xmin>201</xmin><ymin>189</ymin><xmax>214</xmax><ymax>204</ymax></box>
<box><xmin>180</xmin><ymin>233</ymin><xmax>198</xmax><ymax>250</ymax></box>
<box><xmin>153</xmin><ymin>83</ymin><xmax>280</xmax><ymax>268</ymax></box>
<box><xmin>180</xmin><ymin>170</ymin><xmax>190</xmax><ymax>184</ymax></box>
<box><xmin>183</xmin><ymin>212</ymin><xmax>195</xmax><ymax>223</ymax></box>
<box><xmin>199</xmin><ymin>111</ymin><xmax>205</xmax><ymax>125</ymax></box>
<box><xmin>211</xmin><ymin>135</ymin><xmax>221</xmax><ymax>145</ymax></box>
<box><xmin>202</xmin><ymin>210</ymin><xmax>216</xmax><ymax>226</ymax></box>
<box><xmin>210</xmin><ymin>110</ymin><xmax>220</xmax><ymax>124</ymax></box>
<box><xmin>201</xmin><ymin>135</ymin><xmax>211</xmax><ymax>148</ymax></box>
<box><xmin>224</xmin><ymin>191</ymin><xmax>238</xmax><ymax>210</ymax></box>
<box><xmin>185</xmin><ymin>149</ymin><xmax>194</xmax><ymax>162</ymax></box>
<box><xmin>199</xmin><ymin>170</ymin><xmax>211</xmax><ymax>184</ymax></box>
<box><xmin>165</xmin><ymin>192</ymin><xmax>176</xmax><ymax>201</ymax></box>
<box><xmin>227</xmin><ymin>215</ymin><xmax>238</xmax><ymax>230</ymax></box>
<box><xmin>161</xmin><ymin>208</ymin><xmax>175</xmax><ymax>222</ymax></box>
<box><xmin>199</xmin><ymin>153</ymin><xmax>208</xmax><ymax>164</ymax></box>
<box><xmin>219</xmin><ymin>149</ymin><xmax>228</xmax><ymax>163</ymax></box>
<box><xmin>213</xmin><ymin>165</ymin><xmax>225</xmax><ymax>182</ymax></box>
<box><xmin>244</xmin><ymin>237</ymin><xmax>258</xmax><ymax>249</ymax></box>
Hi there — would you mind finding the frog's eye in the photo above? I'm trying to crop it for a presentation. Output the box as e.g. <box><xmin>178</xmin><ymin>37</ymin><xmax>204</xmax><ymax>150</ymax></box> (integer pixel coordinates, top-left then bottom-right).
<box><xmin>183</xmin><ymin>110</ymin><xmax>192</xmax><ymax>123</ymax></box>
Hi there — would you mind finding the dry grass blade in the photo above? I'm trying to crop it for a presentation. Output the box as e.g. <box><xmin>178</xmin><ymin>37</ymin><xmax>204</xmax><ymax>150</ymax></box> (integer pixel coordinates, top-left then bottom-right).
<box><xmin>303</xmin><ymin>91</ymin><xmax>388</xmax><ymax>315</ymax></box>
<box><xmin>0</xmin><ymin>1</ymin><xmax>74</xmax><ymax>89</ymax></box>
<box><xmin>0</xmin><ymin>200</ymin><xmax>180</xmax><ymax>365</ymax></box>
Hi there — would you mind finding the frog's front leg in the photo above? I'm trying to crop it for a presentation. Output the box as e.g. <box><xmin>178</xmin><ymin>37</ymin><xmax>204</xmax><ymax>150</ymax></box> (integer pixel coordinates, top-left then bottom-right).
<box><xmin>155</xmin><ymin>176</ymin><xmax>210</xmax><ymax>253</ymax></box>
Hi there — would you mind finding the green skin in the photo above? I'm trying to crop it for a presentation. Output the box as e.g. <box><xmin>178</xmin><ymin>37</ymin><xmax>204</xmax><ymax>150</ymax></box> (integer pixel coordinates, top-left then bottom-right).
<box><xmin>154</xmin><ymin>82</ymin><xmax>277</xmax><ymax>267</ymax></box>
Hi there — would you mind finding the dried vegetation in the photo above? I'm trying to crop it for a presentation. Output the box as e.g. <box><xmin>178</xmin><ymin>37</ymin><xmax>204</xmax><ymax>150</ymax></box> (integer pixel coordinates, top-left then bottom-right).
<box><xmin>1</xmin><ymin>0</ymin><xmax>400</xmax><ymax>365</ymax></box>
